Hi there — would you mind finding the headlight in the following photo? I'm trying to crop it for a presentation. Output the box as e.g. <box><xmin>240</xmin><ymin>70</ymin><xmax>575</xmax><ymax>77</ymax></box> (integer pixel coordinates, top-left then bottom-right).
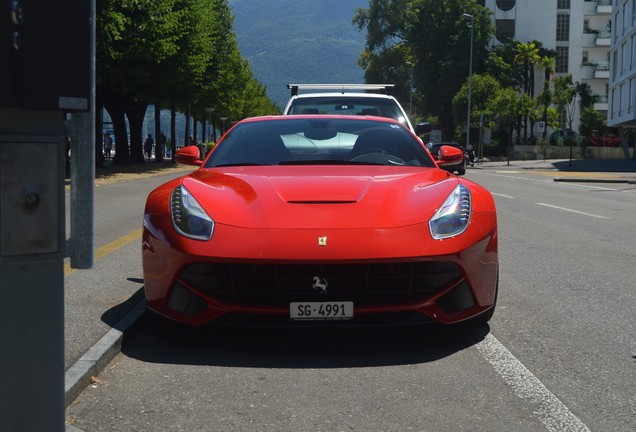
<box><xmin>429</xmin><ymin>184</ymin><xmax>471</xmax><ymax>239</ymax></box>
<box><xmin>171</xmin><ymin>185</ymin><xmax>214</xmax><ymax>240</ymax></box>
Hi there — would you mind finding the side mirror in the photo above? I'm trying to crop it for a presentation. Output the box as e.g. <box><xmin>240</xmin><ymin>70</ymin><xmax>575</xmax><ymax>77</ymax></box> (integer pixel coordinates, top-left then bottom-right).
<box><xmin>436</xmin><ymin>145</ymin><xmax>464</xmax><ymax>167</ymax></box>
<box><xmin>175</xmin><ymin>145</ymin><xmax>203</xmax><ymax>166</ymax></box>
<box><xmin>415</xmin><ymin>122</ymin><xmax>433</xmax><ymax>135</ymax></box>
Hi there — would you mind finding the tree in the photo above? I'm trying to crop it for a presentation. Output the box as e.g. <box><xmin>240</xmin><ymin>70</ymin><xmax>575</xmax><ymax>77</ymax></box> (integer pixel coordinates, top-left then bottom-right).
<box><xmin>579</xmin><ymin>107</ymin><xmax>607</xmax><ymax>140</ymax></box>
<box><xmin>354</xmin><ymin>0</ymin><xmax>494</xmax><ymax>140</ymax></box>
<box><xmin>96</xmin><ymin>0</ymin><xmax>277</xmax><ymax>165</ymax></box>
<box><xmin>514</xmin><ymin>41</ymin><xmax>540</xmax><ymax>144</ymax></box>
<box><xmin>514</xmin><ymin>42</ymin><xmax>540</xmax><ymax>98</ymax></box>
<box><xmin>551</xmin><ymin>75</ymin><xmax>578</xmax><ymax>133</ymax></box>
<box><xmin>536</xmin><ymin>55</ymin><xmax>556</xmax><ymax>141</ymax></box>
<box><xmin>452</xmin><ymin>73</ymin><xmax>501</xmax><ymax>135</ymax></box>
<box><xmin>487</xmin><ymin>87</ymin><xmax>530</xmax><ymax>163</ymax></box>
<box><xmin>485</xmin><ymin>39</ymin><xmax>525</xmax><ymax>90</ymax></box>
<box><xmin>97</xmin><ymin>0</ymin><xmax>209</xmax><ymax>164</ymax></box>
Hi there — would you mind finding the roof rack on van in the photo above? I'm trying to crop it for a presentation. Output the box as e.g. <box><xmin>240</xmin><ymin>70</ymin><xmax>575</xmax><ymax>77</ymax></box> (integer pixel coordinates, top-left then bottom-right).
<box><xmin>287</xmin><ymin>84</ymin><xmax>395</xmax><ymax>97</ymax></box>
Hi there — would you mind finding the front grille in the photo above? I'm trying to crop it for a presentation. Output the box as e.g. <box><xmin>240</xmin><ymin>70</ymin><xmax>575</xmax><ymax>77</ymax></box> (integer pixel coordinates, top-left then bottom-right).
<box><xmin>179</xmin><ymin>261</ymin><xmax>462</xmax><ymax>308</ymax></box>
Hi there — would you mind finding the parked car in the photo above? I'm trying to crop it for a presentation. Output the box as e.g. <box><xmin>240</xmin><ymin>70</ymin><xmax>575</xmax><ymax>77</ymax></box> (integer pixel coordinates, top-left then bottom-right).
<box><xmin>549</xmin><ymin>129</ymin><xmax>579</xmax><ymax>146</ymax></box>
<box><xmin>142</xmin><ymin>115</ymin><xmax>498</xmax><ymax>328</ymax></box>
<box><xmin>590</xmin><ymin>131</ymin><xmax>621</xmax><ymax>147</ymax></box>
<box><xmin>426</xmin><ymin>141</ymin><xmax>467</xmax><ymax>175</ymax></box>
<box><xmin>283</xmin><ymin>83</ymin><xmax>432</xmax><ymax>136</ymax></box>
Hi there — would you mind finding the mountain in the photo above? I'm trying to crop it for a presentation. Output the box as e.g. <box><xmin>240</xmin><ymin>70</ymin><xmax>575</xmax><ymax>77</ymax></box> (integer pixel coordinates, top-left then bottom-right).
<box><xmin>229</xmin><ymin>0</ymin><xmax>369</xmax><ymax>110</ymax></box>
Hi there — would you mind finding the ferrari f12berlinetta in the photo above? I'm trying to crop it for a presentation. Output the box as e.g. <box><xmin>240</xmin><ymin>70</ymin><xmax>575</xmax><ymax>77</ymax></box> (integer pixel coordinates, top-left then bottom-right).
<box><xmin>142</xmin><ymin>115</ymin><xmax>498</xmax><ymax>327</ymax></box>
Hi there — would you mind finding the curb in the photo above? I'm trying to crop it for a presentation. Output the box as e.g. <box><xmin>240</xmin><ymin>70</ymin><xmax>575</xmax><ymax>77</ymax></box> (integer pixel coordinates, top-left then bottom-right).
<box><xmin>65</xmin><ymin>299</ymin><xmax>146</xmax><ymax>408</ymax></box>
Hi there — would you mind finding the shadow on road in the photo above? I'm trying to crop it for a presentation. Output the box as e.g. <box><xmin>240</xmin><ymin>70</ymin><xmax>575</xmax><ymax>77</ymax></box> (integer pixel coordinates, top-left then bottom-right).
<box><xmin>118</xmin><ymin>308</ymin><xmax>490</xmax><ymax>369</ymax></box>
<box><xmin>551</xmin><ymin>159</ymin><xmax>636</xmax><ymax>173</ymax></box>
<box><xmin>100</xmin><ymin>284</ymin><xmax>145</xmax><ymax>330</ymax></box>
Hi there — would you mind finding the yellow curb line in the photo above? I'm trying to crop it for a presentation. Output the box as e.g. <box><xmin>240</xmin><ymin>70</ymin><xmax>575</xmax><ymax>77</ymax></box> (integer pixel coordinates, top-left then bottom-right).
<box><xmin>64</xmin><ymin>229</ymin><xmax>142</xmax><ymax>276</ymax></box>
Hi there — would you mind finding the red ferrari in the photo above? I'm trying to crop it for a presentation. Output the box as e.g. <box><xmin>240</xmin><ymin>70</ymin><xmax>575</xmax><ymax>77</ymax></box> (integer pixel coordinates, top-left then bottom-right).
<box><xmin>142</xmin><ymin>115</ymin><xmax>498</xmax><ymax>327</ymax></box>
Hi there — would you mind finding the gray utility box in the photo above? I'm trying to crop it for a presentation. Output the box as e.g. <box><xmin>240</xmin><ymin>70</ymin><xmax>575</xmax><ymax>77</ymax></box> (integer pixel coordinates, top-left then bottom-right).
<box><xmin>1</xmin><ymin>139</ymin><xmax>62</xmax><ymax>257</ymax></box>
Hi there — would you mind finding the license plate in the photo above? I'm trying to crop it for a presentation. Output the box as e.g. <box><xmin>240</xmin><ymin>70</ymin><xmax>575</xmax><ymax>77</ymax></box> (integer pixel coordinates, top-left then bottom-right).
<box><xmin>290</xmin><ymin>302</ymin><xmax>354</xmax><ymax>320</ymax></box>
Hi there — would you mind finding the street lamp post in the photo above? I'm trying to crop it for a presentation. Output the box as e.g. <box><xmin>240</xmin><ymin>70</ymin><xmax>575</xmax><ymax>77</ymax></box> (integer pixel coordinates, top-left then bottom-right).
<box><xmin>463</xmin><ymin>13</ymin><xmax>475</xmax><ymax>155</ymax></box>
<box><xmin>407</xmin><ymin>62</ymin><xmax>414</xmax><ymax>119</ymax></box>
<box><xmin>220</xmin><ymin>116</ymin><xmax>228</xmax><ymax>135</ymax></box>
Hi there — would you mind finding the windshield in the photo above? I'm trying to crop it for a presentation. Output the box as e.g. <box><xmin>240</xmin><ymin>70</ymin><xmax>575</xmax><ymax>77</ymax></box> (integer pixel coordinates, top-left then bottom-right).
<box><xmin>204</xmin><ymin>118</ymin><xmax>435</xmax><ymax>168</ymax></box>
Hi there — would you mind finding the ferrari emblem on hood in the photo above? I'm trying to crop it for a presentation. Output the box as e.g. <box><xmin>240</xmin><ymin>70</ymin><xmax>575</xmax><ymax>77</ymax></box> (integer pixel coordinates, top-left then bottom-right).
<box><xmin>318</xmin><ymin>236</ymin><xmax>327</xmax><ymax>247</ymax></box>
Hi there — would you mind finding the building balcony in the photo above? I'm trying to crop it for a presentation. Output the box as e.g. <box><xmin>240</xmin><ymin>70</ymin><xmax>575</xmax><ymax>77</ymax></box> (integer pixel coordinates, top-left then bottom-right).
<box><xmin>584</xmin><ymin>1</ymin><xmax>613</xmax><ymax>15</ymax></box>
<box><xmin>596</xmin><ymin>32</ymin><xmax>611</xmax><ymax>46</ymax></box>
<box><xmin>597</xmin><ymin>0</ymin><xmax>612</xmax><ymax>14</ymax></box>
<box><xmin>595</xmin><ymin>94</ymin><xmax>609</xmax><ymax>111</ymax></box>
<box><xmin>594</xmin><ymin>62</ymin><xmax>610</xmax><ymax>78</ymax></box>
<box><xmin>582</xmin><ymin>32</ymin><xmax>598</xmax><ymax>47</ymax></box>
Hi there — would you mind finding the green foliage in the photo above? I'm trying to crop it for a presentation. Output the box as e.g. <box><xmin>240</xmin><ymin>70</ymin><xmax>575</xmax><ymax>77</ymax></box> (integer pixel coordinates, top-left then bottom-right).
<box><xmin>96</xmin><ymin>0</ymin><xmax>278</xmax><ymax>163</ymax></box>
<box><xmin>452</xmin><ymin>73</ymin><xmax>501</xmax><ymax>128</ymax></box>
<box><xmin>355</xmin><ymin>0</ymin><xmax>494</xmax><ymax>139</ymax></box>
<box><xmin>485</xmin><ymin>40</ymin><xmax>524</xmax><ymax>90</ymax></box>
<box><xmin>551</xmin><ymin>75</ymin><xmax>578</xmax><ymax>131</ymax></box>
<box><xmin>579</xmin><ymin>107</ymin><xmax>607</xmax><ymax>138</ymax></box>
<box><xmin>514</xmin><ymin>41</ymin><xmax>540</xmax><ymax>96</ymax></box>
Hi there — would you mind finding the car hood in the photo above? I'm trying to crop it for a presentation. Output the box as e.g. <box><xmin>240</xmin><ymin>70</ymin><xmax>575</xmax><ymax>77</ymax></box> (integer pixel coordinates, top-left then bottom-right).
<box><xmin>182</xmin><ymin>166</ymin><xmax>458</xmax><ymax>229</ymax></box>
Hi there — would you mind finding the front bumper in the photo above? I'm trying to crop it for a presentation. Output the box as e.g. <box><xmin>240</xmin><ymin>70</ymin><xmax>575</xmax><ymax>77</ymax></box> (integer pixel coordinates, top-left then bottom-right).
<box><xmin>142</xmin><ymin>217</ymin><xmax>498</xmax><ymax>326</ymax></box>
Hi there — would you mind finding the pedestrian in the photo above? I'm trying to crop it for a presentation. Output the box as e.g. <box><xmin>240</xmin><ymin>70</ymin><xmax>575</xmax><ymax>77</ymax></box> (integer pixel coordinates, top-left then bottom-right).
<box><xmin>144</xmin><ymin>134</ymin><xmax>154</xmax><ymax>160</ymax></box>
<box><xmin>104</xmin><ymin>133</ymin><xmax>112</xmax><ymax>158</ymax></box>
<box><xmin>467</xmin><ymin>144</ymin><xmax>476</xmax><ymax>167</ymax></box>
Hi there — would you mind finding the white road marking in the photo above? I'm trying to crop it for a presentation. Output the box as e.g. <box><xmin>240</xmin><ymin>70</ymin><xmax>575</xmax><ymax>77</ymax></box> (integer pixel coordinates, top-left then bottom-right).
<box><xmin>475</xmin><ymin>333</ymin><xmax>591</xmax><ymax>432</ymax></box>
<box><xmin>491</xmin><ymin>192</ymin><xmax>516</xmax><ymax>199</ymax></box>
<box><xmin>536</xmin><ymin>203</ymin><xmax>610</xmax><ymax>219</ymax></box>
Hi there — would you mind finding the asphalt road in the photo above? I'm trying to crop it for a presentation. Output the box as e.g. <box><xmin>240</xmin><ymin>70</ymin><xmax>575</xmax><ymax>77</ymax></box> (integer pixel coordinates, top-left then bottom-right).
<box><xmin>65</xmin><ymin>162</ymin><xmax>636</xmax><ymax>431</ymax></box>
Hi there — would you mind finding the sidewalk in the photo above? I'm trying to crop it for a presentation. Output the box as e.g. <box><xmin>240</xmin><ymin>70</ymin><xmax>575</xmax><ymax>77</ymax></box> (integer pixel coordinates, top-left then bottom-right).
<box><xmin>473</xmin><ymin>158</ymin><xmax>636</xmax><ymax>184</ymax></box>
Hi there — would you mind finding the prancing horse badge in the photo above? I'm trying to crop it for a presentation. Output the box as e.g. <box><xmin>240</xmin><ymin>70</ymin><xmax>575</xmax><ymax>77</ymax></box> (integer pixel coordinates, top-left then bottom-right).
<box><xmin>318</xmin><ymin>236</ymin><xmax>327</xmax><ymax>247</ymax></box>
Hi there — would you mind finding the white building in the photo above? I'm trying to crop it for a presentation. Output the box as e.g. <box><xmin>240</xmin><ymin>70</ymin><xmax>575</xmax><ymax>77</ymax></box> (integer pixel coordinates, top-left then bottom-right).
<box><xmin>608</xmin><ymin>0</ymin><xmax>636</xmax><ymax>158</ymax></box>
<box><xmin>482</xmin><ymin>0</ymin><xmax>612</xmax><ymax>134</ymax></box>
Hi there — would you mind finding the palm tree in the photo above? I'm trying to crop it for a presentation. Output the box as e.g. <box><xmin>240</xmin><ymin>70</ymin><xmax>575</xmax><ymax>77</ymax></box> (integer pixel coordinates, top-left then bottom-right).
<box><xmin>537</xmin><ymin>55</ymin><xmax>556</xmax><ymax>141</ymax></box>
<box><xmin>515</xmin><ymin>42</ymin><xmax>541</xmax><ymax>144</ymax></box>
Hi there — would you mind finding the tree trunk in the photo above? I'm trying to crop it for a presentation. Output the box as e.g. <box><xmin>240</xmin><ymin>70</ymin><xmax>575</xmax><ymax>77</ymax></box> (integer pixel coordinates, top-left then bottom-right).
<box><xmin>154</xmin><ymin>104</ymin><xmax>164</xmax><ymax>162</ymax></box>
<box><xmin>184</xmin><ymin>106</ymin><xmax>191</xmax><ymax>146</ymax></box>
<box><xmin>125</xmin><ymin>100</ymin><xmax>148</xmax><ymax>164</ymax></box>
<box><xmin>170</xmin><ymin>102</ymin><xmax>177</xmax><ymax>163</ymax></box>
<box><xmin>438</xmin><ymin>102</ymin><xmax>454</xmax><ymax>141</ymax></box>
<box><xmin>104</xmin><ymin>100</ymin><xmax>129</xmax><ymax>165</ymax></box>
<box><xmin>193</xmin><ymin>115</ymin><xmax>198</xmax><ymax>143</ymax></box>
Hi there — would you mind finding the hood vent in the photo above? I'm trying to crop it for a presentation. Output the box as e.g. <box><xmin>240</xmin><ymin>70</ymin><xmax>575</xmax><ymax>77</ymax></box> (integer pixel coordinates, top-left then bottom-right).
<box><xmin>287</xmin><ymin>200</ymin><xmax>357</xmax><ymax>204</ymax></box>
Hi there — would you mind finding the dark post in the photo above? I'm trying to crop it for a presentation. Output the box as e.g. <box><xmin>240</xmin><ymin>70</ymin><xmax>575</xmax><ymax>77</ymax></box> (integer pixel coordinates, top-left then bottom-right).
<box><xmin>0</xmin><ymin>1</ymin><xmax>94</xmax><ymax>430</ymax></box>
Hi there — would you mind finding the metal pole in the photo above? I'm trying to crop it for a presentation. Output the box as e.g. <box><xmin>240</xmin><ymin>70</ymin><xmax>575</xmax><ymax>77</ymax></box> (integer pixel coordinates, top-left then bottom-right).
<box><xmin>463</xmin><ymin>13</ymin><xmax>475</xmax><ymax>152</ymax></box>
<box><xmin>66</xmin><ymin>0</ymin><xmax>96</xmax><ymax>270</ymax></box>
<box><xmin>408</xmin><ymin>63</ymin><xmax>414</xmax><ymax>119</ymax></box>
